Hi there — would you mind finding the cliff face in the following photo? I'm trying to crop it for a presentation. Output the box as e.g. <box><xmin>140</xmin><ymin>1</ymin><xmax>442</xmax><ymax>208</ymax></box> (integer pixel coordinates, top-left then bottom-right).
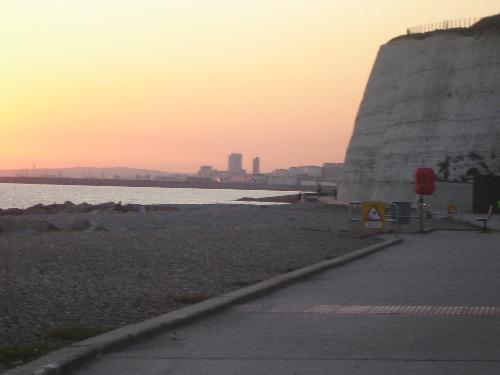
<box><xmin>339</xmin><ymin>26</ymin><xmax>500</xmax><ymax>211</ymax></box>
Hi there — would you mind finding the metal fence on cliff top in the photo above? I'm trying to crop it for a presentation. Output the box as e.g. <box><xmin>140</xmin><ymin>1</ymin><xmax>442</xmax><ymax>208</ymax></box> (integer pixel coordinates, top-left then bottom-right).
<box><xmin>406</xmin><ymin>18</ymin><xmax>480</xmax><ymax>34</ymax></box>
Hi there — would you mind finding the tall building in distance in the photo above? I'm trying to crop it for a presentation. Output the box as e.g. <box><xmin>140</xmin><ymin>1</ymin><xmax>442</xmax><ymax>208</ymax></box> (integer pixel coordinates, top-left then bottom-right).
<box><xmin>252</xmin><ymin>157</ymin><xmax>260</xmax><ymax>174</ymax></box>
<box><xmin>228</xmin><ymin>153</ymin><xmax>243</xmax><ymax>175</ymax></box>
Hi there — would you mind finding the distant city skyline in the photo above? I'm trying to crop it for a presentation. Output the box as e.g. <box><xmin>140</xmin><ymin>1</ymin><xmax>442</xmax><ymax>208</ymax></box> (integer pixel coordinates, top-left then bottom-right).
<box><xmin>0</xmin><ymin>158</ymin><xmax>341</xmax><ymax>176</ymax></box>
<box><xmin>2</xmin><ymin>1</ymin><xmax>498</xmax><ymax>172</ymax></box>
<box><xmin>0</xmin><ymin>159</ymin><xmax>344</xmax><ymax>181</ymax></box>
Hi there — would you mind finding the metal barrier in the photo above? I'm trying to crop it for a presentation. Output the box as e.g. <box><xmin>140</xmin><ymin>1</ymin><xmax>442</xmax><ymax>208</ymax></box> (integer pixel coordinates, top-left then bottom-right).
<box><xmin>406</xmin><ymin>17</ymin><xmax>480</xmax><ymax>35</ymax></box>
<box><xmin>349</xmin><ymin>201</ymin><xmax>424</xmax><ymax>234</ymax></box>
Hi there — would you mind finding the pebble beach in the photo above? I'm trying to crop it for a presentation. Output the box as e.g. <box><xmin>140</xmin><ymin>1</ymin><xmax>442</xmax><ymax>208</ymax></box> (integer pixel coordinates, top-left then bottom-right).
<box><xmin>0</xmin><ymin>202</ymin><xmax>381</xmax><ymax>371</ymax></box>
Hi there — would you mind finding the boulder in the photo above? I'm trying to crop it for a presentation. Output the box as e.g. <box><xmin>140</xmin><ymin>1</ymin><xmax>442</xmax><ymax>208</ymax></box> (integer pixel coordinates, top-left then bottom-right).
<box><xmin>120</xmin><ymin>204</ymin><xmax>143</xmax><ymax>213</ymax></box>
<box><xmin>2</xmin><ymin>208</ymin><xmax>23</xmax><ymax>216</ymax></box>
<box><xmin>0</xmin><ymin>218</ymin><xmax>60</xmax><ymax>233</ymax></box>
<box><xmin>43</xmin><ymin>203</ymin><xmax>65</xmax><ymax>214</ymax></box>
<box><xmin>59</xmin><ymin>201</ymin><xmax>77</xmax><ymax>213</ymax></box>
<box><xmin>69</xmin><ymin>219</ymin><xmax>108</xmax><ymax>231</ymax></box>
<box><xmin>90</xmin><ymin>202</ymin><xmax>116</xmax><ymax>213</ymax></box>
<box><xmin>72</xmin><ymin>202</ymin><xmax>93</xmax><ymax>213</ymax></box>
<box><xmin>23</xmin><ymin>203</ymin><xmax>47</xmax><ymax>215</ymax></box>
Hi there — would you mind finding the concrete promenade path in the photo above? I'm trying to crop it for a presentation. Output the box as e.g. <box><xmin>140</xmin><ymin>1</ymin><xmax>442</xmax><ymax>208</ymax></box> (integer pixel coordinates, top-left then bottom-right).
<box><xmin>73</xmin><ymin>231</ymin><xmax>500</xmax><ymax>375</ymax></box>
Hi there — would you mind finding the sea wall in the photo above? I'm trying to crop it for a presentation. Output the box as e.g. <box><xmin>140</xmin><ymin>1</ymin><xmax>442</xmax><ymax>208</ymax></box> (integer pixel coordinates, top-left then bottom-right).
<box><xmin>339</xmin><ymin>24</ymin><xmax>500</xmax><ymax>212</ymax></box>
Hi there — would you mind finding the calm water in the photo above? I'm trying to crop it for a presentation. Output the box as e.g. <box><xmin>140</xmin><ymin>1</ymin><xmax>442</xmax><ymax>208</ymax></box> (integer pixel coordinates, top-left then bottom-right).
<box><xmin>0</xmin><ymin>183</ymin><xmax>297</xmax><ymax>209</ymax></box>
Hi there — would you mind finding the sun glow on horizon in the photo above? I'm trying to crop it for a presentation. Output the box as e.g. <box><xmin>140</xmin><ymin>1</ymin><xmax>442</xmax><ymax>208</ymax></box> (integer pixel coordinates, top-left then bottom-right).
<box><xmin>1</xmin><ymin>0</ymin><xmax>498</xmax><ymax>172</ymax></box>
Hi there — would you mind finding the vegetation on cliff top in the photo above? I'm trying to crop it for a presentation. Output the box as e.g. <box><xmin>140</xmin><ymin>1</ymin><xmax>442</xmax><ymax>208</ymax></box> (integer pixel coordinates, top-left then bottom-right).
<box><xmin>472</xmin><ymin>13</ymin><xmax>500</xmax><ymax>30</ymax></box>
<box><xmin>392</xmin><ymin>13</ymin><xmax>500</xmax><ymax>42</ymax></box>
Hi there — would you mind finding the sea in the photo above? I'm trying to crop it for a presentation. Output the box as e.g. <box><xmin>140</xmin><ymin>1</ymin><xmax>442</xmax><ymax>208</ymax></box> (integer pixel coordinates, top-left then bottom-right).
<box><xmin>0</xmin><ymin>183</ymin><xmax>298</xmax><ymax>209</ymax></box>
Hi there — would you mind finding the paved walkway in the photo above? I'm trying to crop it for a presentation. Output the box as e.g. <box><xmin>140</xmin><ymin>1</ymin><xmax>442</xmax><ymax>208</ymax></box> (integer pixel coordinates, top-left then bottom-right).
<box><xmin>72</xmin><ymin>231</ymin><xmax>500</xmax><ymax>375</ymax></box>
<box><xmin>461</xmin><ymin>213</ymin><xmax>500</xmax><ymax>231</ymax></box>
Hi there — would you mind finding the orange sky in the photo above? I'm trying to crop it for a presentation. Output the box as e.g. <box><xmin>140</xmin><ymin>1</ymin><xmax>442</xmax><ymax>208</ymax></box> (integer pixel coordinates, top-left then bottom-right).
<box><xmin>1</xmin><ymin>0</ymin><xmax>498</xmax><ymax>173</ymax></box>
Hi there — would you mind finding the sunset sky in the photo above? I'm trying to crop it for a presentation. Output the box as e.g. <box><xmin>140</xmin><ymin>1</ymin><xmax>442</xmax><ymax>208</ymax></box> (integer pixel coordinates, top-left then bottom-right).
<box><xmin>1</xmin><ymin>1</ymin><xmax>498</xmax><ymax>173</ymax></box>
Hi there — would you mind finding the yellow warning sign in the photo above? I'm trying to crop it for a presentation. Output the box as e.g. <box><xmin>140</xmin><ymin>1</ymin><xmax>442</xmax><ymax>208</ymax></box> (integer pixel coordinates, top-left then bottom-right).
<box><xmin>362</xmin><ymin>202</ymin><xmax>385</xmax><ymax>229</ymax></box>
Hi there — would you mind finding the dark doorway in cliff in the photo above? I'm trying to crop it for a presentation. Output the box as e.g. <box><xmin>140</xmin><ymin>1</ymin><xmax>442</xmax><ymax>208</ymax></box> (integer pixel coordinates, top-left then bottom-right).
<box><xmin>473</xmin><ymin>176</ymin><xmax>500</xmax><ymax>213</ymax></box>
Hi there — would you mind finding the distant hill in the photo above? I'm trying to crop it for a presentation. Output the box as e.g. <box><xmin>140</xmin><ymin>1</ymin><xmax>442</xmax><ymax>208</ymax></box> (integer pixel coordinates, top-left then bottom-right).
<box><xmin>0</xmin><ymin>167</ymin><xmax>183</xmax><ymax>179</ymax></box>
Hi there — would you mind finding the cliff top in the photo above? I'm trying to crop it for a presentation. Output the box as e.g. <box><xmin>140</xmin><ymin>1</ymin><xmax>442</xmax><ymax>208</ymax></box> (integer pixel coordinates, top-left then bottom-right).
<box><xmin>472</xmin><ymin>13</ymin><xmax>500</xmax><ymax>29</ymax></box>
<box><xmin>391</xmin><ymin>13</ymin><xmax>500</xmax><ymax>42</ymax></box>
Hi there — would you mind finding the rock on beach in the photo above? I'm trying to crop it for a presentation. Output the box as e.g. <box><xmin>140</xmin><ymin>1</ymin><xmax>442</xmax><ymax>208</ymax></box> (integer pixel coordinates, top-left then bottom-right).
<box><xmin>0</xmin><ymin>218</ymin><xmax>60</xmax><ymax>234</ymax></box>
<box><xmin>0</xmin><ymin>201</ymin><xmax>179</xmax><ymax>217</ymax></box>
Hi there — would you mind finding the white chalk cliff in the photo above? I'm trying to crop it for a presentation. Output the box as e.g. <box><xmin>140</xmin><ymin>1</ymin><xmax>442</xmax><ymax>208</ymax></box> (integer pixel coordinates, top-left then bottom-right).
<box><xmin>339</xmin><ymin>16</ymin><xmax>500</xmax><ymax>212</ymax></box>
